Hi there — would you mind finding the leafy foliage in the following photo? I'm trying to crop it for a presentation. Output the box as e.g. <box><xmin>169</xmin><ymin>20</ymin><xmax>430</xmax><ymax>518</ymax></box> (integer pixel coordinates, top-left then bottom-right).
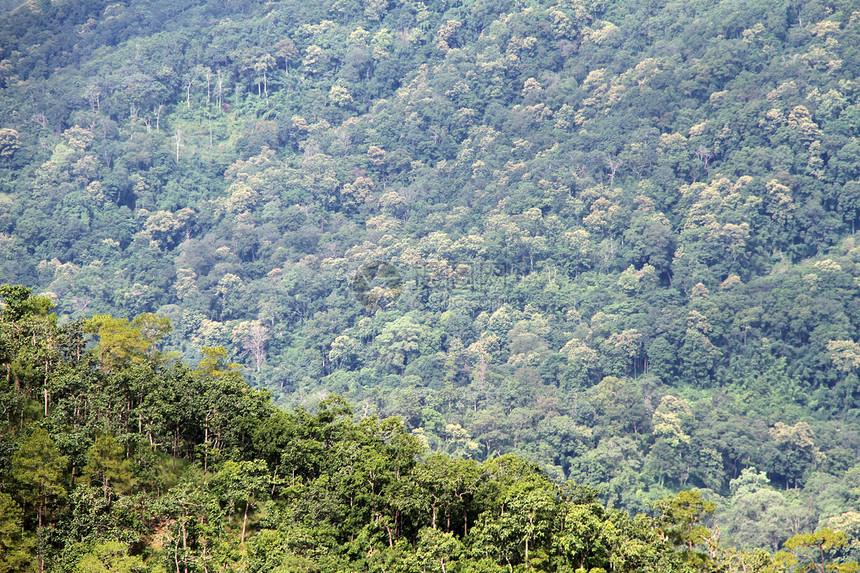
<box><xmin>2</xmin><ymin>0</ymin><xmax>860</xmax><ymax>564</ymax></box>
<box><xmin>1</xmin><ymin>286</ymin><xmax>854</xmax><ymax>571</ymax></box>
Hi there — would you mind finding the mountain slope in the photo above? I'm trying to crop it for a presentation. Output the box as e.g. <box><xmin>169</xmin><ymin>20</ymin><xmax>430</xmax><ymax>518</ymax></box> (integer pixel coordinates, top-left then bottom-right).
<box><xmin>1</xmin><ymin>0</ymin><xmax>860</xmax><ymax>545</ymax></box>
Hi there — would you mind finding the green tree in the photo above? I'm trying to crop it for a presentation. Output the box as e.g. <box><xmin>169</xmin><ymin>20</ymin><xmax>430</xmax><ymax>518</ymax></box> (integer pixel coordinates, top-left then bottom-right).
<box><xmin>212</xmin><ymin>459</ymin><xmax>271</xmax><ymax>544</ymax></box>
<box><xmin>0</xmin><ymin>492</ymin><xmax>33</xmax><ymax>573</ymax></box>
<box><xmin>652</xmin><ymin>490</ymin><xmax>715</xmax><ymax>566</ymax></box>
<box><xmin>778</xmin><ymin>529</ymin><xmax>860</xmax><ymax>573</ymax></box>
<box><xmin>552</xmin><ymin>500</ymin><xmax>613</xmax><ymax>572</ymax></box>
<box><xmin>416</xmin><ymin>527</ymin><xmax>463</xmax><ymax>573</ymax></box>
<box><xmin>12</xmin><ymin>429</ymin><xmax>67</xmax><ymax>529</ymax></box>
<box><xmin>74</xmin><ymin>540</ymin><xmax>145</xmax><ymax>573</ymax></box>
<box><xmin>471</xmin><ymin>473</ymin><xmax>557</xmax><ymax>568</ymax></box>
<box><xmin>12</xmin><ymin>429</ymin><xmax>67</xmax><ymax>573</ymax></box>
<box><xmin>81</xmin><ymin>434</ymin><xmax>134</xmax><ymax>502</ymax></box>
<box><xmin>83</xmin><ymin>315</ymin><xmax>150</xmax><ymax>373</ymax></box>
<box><xmin>130</xmin><ymin>313</ymin><xmax>172</xmax><ymax>358</ymax></box>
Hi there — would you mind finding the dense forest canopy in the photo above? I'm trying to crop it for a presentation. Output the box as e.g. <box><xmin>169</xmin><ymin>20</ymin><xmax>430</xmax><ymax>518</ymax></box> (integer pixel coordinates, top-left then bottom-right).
<box><xmin>2</xmin><ymin>0</ymin><xmax>860</xmax><ymax>564</ymax></box>
<box><xmin>1</xmin><ymin>285</ymin><xmax>858</xmax><ymax>572</ymax></box>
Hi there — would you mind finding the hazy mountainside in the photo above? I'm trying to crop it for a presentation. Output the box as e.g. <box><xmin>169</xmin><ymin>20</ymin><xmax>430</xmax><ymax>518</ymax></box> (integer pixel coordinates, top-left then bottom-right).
<box><xmin>2</xmin><ymin>0</ymin><xmax>860</xmax><ymax>550</ymax></box>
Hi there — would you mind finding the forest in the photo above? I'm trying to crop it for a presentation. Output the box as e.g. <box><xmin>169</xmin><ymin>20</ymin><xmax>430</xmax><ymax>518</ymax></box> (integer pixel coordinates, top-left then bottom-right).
<box><xmin>1</xmin><ymin>284</ymin><xmax>858</xmax><ymax>572</ymax></box>
<box><xmin>1</xmin><ymin>0</ymin><xmax>860</xmax><ymax>565</ymax></box>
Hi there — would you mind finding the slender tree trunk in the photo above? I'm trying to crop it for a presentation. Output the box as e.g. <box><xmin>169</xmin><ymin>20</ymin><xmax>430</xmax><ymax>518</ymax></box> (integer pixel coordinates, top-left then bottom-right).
<box><xmin>525</xmin><ymin>538</ymin><xmax>529</xmax><ymax>567</ymax></box>
<box><xmin>182</xmin><ymin>519</ymin><xmax>188</xmax><ymax>573</ymax></box>
<box><xmin>37</xmin><ymin>504</ymin><xmax>44</xmax><ymax>573</ymax></box>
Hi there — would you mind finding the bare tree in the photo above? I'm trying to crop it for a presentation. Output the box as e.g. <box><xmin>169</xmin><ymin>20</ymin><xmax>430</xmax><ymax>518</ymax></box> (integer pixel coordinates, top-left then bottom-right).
<box><xmin>695</xmin><ymin>145</ymin><xmax>713</xmax><ymax>179</ymax></box>
<box><xmin>217</xmin><ymin>69</ymin><xmax>224</xmax><ymax>111</ymax></box>
<box><xmin>205</xmin><ymin>67</ymin><xmax>212</xmax><ymax>104</ymax></box>
<box><xmin>154</xmin><ymin>103</ymin><xmax>163</xmax><ymax>132</ymax></box>
<box><xmin>243</xmin><ymin>323</ymin><xmax>270</xmax><ymax>372</ymax></box>
<box><xmin>605</xmin><ymin>155</ymin><xmax>623</xmax><ymax>186</ymax></box>
<box><xmin>185</xmin><ymin>73</ymin><xmax>194</xmax><ymax>108</ymax></box>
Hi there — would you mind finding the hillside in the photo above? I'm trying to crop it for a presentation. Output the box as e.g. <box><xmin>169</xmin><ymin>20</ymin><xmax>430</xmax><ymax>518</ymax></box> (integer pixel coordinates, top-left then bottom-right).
<box><xmin>1</xmin><ymin>0</ymin><xmax>860</xmax><ymax>554</ymax></box>
<box><xmin>1</xmin><ymin>285</ymin><xmax>858</xmax><ymax>572</ymax></box>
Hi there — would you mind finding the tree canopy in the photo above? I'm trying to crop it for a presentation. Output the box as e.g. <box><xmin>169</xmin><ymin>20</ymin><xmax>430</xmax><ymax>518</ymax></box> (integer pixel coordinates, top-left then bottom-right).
<box><xmin>2</xmin><ymin>0</ymin><xmax>860</xmax><ymax>566</ymax></box>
